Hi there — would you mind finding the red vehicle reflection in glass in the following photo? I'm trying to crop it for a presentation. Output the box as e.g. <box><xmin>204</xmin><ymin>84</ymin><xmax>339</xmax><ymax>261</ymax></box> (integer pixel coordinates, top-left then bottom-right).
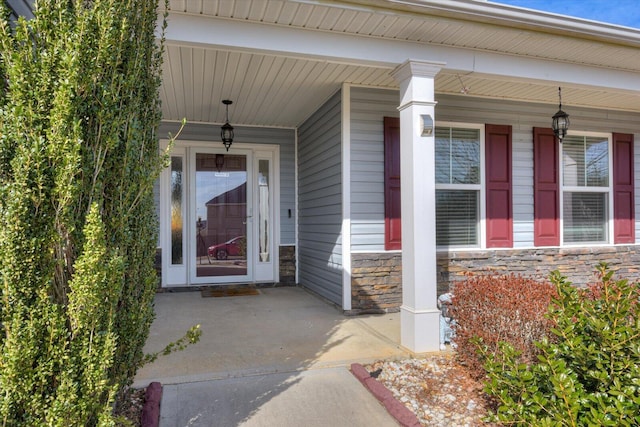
<box><xmin>207</xmin><ymin>236</ymin><xmax>245</xmax><ymax>261</ymax></box>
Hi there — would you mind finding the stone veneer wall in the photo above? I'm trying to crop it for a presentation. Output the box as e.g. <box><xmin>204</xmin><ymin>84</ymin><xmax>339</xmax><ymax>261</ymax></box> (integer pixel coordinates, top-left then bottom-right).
<box><xmin>278</xmin><ymin>246</ymin><xmax>296</xmax><ymax>285</ymax></box>
<box><xmin>351</xmin><ymin>253</ymin><xmax>403</xmax><ymax>314</ymax></box>
<box><xmin>351</xmin><ymin>245</ymin><xmax>640</xmax><ymax>313</ymax></box>
<box><xmin>438</xmin><ymin>245</ymin><xmax>640</xmax><ymax>291</ymax></box>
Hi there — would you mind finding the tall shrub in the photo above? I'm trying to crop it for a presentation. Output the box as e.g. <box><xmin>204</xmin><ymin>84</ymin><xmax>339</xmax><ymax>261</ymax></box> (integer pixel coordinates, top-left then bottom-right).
<box><xmin>0</xmin><ymin>0</ymin><xmax>168</xmax><ymax>423</ymax></box>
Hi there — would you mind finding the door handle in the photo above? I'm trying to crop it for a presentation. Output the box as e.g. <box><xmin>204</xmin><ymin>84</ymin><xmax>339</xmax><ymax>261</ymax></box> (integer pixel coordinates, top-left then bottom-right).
<box><xmin>243</xmin><ymin>215</ymin><xmax>252</xmax><ymax>225</ymax></box>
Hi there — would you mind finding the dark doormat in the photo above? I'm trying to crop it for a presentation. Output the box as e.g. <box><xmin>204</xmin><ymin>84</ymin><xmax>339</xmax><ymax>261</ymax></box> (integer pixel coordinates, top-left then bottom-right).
<box><xmin>201</xmin><ymin>285</ymin><xmax>260</xmax><ymax>298</ymax></box>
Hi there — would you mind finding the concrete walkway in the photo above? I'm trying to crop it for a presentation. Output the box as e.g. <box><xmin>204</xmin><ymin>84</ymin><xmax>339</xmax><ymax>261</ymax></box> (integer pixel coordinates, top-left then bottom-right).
<box><xmin>134</xmin><ymin>286</ymin><xmax>410</xmax><ymax>426</ymax></box>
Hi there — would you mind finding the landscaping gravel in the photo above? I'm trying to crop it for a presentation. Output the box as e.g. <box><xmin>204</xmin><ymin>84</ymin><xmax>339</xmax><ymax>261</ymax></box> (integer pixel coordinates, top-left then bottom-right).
<box><xmin>366</xmin><ymin>354</ymin><xmax>497</xmax><ymax>426</ymax></box>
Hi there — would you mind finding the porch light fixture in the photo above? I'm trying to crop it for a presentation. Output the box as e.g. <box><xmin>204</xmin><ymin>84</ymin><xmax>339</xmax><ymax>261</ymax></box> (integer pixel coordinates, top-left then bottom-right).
<box><xmin>456</xmin><ymin>74</ymin><xmax>470</xmax><ymax>95</ymax></box>
<box><xmin>220</xmin><ymin>99</ymin><xmax>234</xmax><ymax>151</ymax></box>
<box><xmin>551</xmin><ymin>87</ymin><xmax>570</xmax><ymax>142</ymax></box>
<box><xmin>421</xmin><ymin>114</ymin><xmax>434</xmax><ymax>136</ymax></box>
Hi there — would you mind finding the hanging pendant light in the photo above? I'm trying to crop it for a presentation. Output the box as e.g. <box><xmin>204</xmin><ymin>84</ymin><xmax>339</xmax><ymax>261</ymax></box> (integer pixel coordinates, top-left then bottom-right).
<box><xmin>551</xmin><ymin>87</ymin><xmax>570</xmax><ymax>143</ymax></box>
<box><xmin>220</xmin><ymin>100</ymin><xmax>234</xmax><ymax>151</ymax></box>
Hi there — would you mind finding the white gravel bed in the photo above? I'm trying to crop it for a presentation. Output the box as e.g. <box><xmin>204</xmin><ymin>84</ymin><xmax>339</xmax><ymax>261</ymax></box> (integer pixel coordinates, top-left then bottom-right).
<box><xmin>366</xmin><ymin>355</ymin><xmax>497</xmax><ymax>427</ymax></box>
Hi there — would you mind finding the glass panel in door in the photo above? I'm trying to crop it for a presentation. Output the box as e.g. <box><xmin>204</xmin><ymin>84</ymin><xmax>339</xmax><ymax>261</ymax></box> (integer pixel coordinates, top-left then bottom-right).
<box><xmin>164</xmin><ymin>151</ymin><xmax>188</xmax><ymax>286</ymax></box>
<box><xmin>258</xmin><ymin>159</ymin><xmax>270</xmax><ymax>263</ymax></box>
<box><xmin>195</xmin><ymin>153</ymin><xmax>248</xmax><ymax>278</ymax></box>
<box><xmin>170</xmin><ymin>156</ymin><xmax>184</xmax><ymax>265</ymax></box>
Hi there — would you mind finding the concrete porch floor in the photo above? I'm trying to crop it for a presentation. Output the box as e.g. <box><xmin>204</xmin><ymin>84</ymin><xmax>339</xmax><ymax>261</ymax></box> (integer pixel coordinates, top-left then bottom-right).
<box><xmin>134</xmin><ymin>286</ymin><xmax>411</xmax><ymax>426</ymax></box>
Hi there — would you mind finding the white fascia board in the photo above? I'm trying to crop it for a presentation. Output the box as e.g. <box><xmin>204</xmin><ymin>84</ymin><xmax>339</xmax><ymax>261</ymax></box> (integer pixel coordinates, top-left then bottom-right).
<box><xmin>391</xmin><ymin>0</ymin><xmax>640</xmax><ymax>41</ymax></box>
<box><xmin>308</xmin><ymin>0</ymin><xmax>640</xmax><ymax>44</ymax></box>
<box><xmin>163</xmin><ymin>13</ymin><xmax>397</xmax><ymax>68</ymax></box>
<box><xmin>163</xmin><ymin>13</ymin><xmax>640</xmax><ymax>94</ymax></box>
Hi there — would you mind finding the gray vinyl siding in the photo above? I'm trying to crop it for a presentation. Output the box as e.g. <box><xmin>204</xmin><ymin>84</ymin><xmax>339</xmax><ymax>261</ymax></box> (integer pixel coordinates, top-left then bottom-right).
<box><xmin>6</xmin><ymin>0</ymin><xmax>34</xmax><ymax>21</ymax></box>
<box><xmin>348</xmin><ymin>88</ymin><xmax>640</xmax><ymax>250</ymax></box>
<box><xmin>297</xmin><ymin>92</ymin><xmax>343</xmax><ymax>305</ymax></box>
<box><xmin>157</xmin><ymin>122</ymin><xmax>296</xmax><ymax>245</ymax></box>
<box><xmin>438</xmin><ymin>95</ymin><xmax>640</xmax><ymax>247</ymax></box>
<box><xmin>350</xmin><ymin>87</ymin><xmax>398</xmax><ymax>251</ymax></box>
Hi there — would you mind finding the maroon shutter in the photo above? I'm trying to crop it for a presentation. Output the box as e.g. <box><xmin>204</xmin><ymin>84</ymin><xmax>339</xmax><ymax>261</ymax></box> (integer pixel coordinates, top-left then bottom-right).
<box><xmin>485</xmin><ymin>124</ymin><xmax>513</xmax><ymax>248</ymax></box>
<box><xmin>384</xmin><ymin>117</ymin><xmax>401</xmax><ymax>250</ymax></box>
<box><xmin>533</xmin><ymin>128</ymin><xmax>560</xmax><ymax>246</ymax></box>
<box><xmin>613</xmin><ymin>133</ymin><xmax>635</xmax><ymax>244</ymax></box>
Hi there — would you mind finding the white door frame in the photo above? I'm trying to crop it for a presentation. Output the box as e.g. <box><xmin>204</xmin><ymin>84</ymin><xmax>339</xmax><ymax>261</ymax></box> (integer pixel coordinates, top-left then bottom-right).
<box><xmin>159</xmin><ymin>139</ymin><xmax>280</xmax><ymax>287</ymax></box>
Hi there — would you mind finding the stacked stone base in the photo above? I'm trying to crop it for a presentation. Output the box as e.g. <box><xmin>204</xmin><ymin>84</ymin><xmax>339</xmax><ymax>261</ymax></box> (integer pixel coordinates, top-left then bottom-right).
<box><xmin>278</xmin><ymin>246</ymin><xmax>296</xmax><ymax>285</ymax></box>
<box><xmin>438</xmin><ymin>245</ymin><xmax>640</xmax><ymax>290</ymax></box>
<box><xmin>350</xmin><ymin>245</ymin><xmax>640</xmax><ymax>313</ymax></box>
<box><xmin>350</xmin><ymin>253</ymin><xmax>402</xmax><ymax>314</ymax></box>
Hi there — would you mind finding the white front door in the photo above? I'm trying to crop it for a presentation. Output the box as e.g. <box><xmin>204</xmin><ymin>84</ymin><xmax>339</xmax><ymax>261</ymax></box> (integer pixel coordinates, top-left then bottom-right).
<box><xmin>190</xmin><ymin>149</ymin><xmax>252</xmax><ymax>284</ymax></box>
<box><xmin>160</xmin><ymin>141</ymin><xmax>279</xmax><ymax>286</ymax></box>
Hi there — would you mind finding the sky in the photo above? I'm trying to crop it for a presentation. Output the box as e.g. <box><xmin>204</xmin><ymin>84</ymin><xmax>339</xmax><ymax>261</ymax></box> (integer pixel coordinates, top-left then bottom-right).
<box><xmin>493</xmin><ymin>1</ymin><xmax>640</xmax><ymax>29</ymax></box>
<box><xmin>196</xmin><ymin>171</ymin><xmax>246</xmax><ymax>220</ymax></box>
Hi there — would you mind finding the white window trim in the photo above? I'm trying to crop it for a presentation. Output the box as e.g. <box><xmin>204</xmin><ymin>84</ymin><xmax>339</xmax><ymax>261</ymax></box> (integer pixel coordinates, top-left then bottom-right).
<box><xmin>159</xmin><ymin>139</ymin><xmax>281</xmax><ymax>286</ymax></box>
<box><xmin>559</xmin><ymin>131</ymin><xmax>613</xmax><ymax>246</ymax></box>
<box><xmin>435</xmin><ymin>122</ymin><xmax>486</xmax><ymax>250</ymax></box>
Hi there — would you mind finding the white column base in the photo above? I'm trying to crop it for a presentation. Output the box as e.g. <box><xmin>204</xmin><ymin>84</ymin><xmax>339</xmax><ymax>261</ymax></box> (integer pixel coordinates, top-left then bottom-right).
<box><xmin>400</xmin><ymin>305</ymin><xmax>441</xmax><ymax>353</ymax></box>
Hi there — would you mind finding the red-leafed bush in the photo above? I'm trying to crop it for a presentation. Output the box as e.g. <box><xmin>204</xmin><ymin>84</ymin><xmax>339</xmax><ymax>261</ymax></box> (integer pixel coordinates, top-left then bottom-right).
<box><xmin>450</xmin><ymin>273</ymin><xmax>557</xmax><ymax>379</ymax></box>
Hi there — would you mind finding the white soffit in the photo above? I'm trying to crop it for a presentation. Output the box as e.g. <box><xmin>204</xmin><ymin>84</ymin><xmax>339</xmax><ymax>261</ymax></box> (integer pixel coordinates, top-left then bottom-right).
<box><xmin>161</xmin><ymin>0</ymin><xmax>640</xmax><ymax>128</ymax></box>
<box><xmin>160</xmin><ymin>45</ymin><xmax>396</xmax><ymax>127</ymax></box>
<box><xmin>166</xmin><ymin>0</ymin><xmax>640</xmax><ymax>72</ymax></box>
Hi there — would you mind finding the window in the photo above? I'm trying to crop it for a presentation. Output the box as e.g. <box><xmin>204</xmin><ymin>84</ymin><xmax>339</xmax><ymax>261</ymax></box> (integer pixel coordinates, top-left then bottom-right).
<box><xmin>435</xmin><ymin>126</ymin><xmax>482</xmax><ymax>247</ymax></box>
<box><xmin>384</xmin><ymin>119</ymin><xmax>512</xmax><ymax>250</ymax></box>
<box><xmin>534</xmin><ymin>129</ymin><xmax>634</xmax><ymax>246</ymax></box>
<box><xmin>561</xmin><ymin>134</ymin><xmax>610</xmax><ymax>243</ymax></box>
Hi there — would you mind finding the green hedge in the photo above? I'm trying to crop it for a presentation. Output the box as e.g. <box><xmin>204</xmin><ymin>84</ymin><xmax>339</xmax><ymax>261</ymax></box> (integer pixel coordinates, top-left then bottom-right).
<box><xmin>0</xmin><ymin>0</ymin><xmax>168</xmax><ymax>424</ymax></box>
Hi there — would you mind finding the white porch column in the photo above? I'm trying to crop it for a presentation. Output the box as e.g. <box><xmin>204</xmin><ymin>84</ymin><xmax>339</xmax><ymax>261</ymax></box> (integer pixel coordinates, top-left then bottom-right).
<box><xmin>391</xmin><ymin>60</ymin><xmax>445</xmax><ymax>353</ymax></box>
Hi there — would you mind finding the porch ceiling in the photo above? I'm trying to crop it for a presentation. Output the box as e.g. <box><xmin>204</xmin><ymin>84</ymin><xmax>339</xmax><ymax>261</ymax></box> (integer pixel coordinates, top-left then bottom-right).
<box><xmin>160</xmin><ymin>0</ymin><xmax>640</xmax><ymax>129</ymax></box>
